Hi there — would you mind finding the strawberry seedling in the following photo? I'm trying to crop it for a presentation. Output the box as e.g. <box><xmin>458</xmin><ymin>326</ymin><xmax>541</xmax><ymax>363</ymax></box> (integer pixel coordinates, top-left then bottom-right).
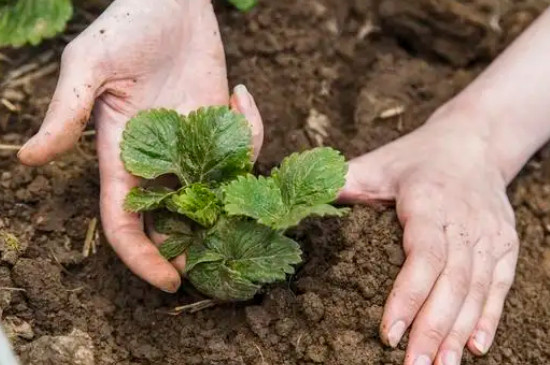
<box><xmin>120</xmin><ymin>106</ymin><xmax>348</xmax><ymax>301</ymax></box>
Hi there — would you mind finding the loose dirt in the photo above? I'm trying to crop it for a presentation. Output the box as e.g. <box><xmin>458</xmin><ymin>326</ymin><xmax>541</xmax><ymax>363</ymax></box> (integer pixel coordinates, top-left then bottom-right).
<box><xmin>1</xmin><ymin>0</ymin><xmax>550</xmax><ymax>364</ymax></box>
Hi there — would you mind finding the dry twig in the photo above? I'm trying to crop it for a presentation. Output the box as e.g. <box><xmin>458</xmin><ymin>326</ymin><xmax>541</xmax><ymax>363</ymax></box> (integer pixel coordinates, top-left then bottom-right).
<box><xmin>254</xmin><ymin>343</ymin><xmax>267</xmax><ymax>365</ymax></box>
<box><xmin>48</xmin><ymin>248</ymin><xmax>74</xmax><ymax>276</ymax></box>
<box><xmin>4</xmin><ymin>62</ymin><xmax>59</xmax><ymax>89</ymax></box>
<box><xmin>168</xmin><ymin>299</ymin><xmax>216</xmax><ymax>315</ymax></box>
<box><xmin>0</xmin><ymin>287</ymin><xmax>26</xmax><ymax>292</ymax></box>
<box><xmin>0</xmin><ymin>144</ymin><xmax>21</xmax><ymax>151</ymax></box>
<box><xmin>82</xmin><ymin>130</ymin><xmax>96</xmax><ymax>137</ymax></box>
<box><xmin>0</xmin><ymin>53</ymin><xmax>14</xmax><ymax>64</ymax></box>
<box><xmin>82</xmin><ymin>218</ymin><xmax>98</xmax><ymax>257</ymax></box>
<box><xmin>1</xmin><ymin>98</ymin><xmax>18</xmax><ymax>112</ymax></box>
<box><xmin>2</xmin><ymin>50</ymin><xmax>55</xmax><ymax>85</ymax></box>
<box><xmin>379</xmin><ymin>105</ymin><xmax>406</xmax><ymax>119</ymax></box>
<box><xmin>357</xmin><ymin>18</ymin><xmax>379</xmax><ymax>40</ymax></box>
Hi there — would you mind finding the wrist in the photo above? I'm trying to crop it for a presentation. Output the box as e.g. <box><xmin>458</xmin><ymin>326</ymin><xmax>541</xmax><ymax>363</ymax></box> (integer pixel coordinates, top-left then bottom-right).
<box><xmin>426</xmin><ymin>10</ymin><xmax>550</xmax><ymax>185</ymax></box>
<box><xmin>426</xmin><ymin>95</ymin><xmax>522</xmax><ymax>185</ymax></box>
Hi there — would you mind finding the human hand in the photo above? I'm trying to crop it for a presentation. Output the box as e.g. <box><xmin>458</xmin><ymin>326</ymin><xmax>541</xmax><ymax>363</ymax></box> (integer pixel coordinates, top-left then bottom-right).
<box><xmin>340</xmin><ymin>106</ymin><xmax>519</xmax><ymax>365</ymax></box>
<box><xmin>18</xmin><ymin>0</ymin><xmax>264</xmax><ymax>293</ymax></box>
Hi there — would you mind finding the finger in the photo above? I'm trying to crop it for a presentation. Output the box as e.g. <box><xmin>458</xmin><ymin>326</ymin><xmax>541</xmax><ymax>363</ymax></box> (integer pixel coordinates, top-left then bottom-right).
<box><xmin>18</xmin><ymin>41</ymin><xmax>101</xmax><ymax>166</ymax></box>
<box><xmin>405</xmin><ymin>223</ymin><xmax>473</xmax><ymax>365</ymax></box>
<box><xmin>96</xmin><ymin>106</ymin><xmax>181</xmax><ymax>293</ymax></box>
<box><xmin>230</xmin><ymin>84</ymin><xmax>264</xmax><ymax>161</ymax></box>
<box><xmin>380</xmin><ymin>216</ymin><xmax>446</xmax><ymax>348</ymax></box>
<box><xmin>338</xmin><ymin>151</ymin><xmax>397</xmax><ymax>204</ymax></box>
<box><xmin>144</xmin><ymin>213</ymin><xmax>169</xmax><ymax>245</ymax></box>
<box><xmin>468</xmin><ymin>240</ymin><xmax>518</xmax><ymax>356</ymax></box>
<box><xmin>144</xmin><ymin>213</ymin><xmax>187</xmax><ymax>274</ymax></box>
<box><xmin>436</xmin><ymin>237</ymin><xmax>494</xmax><ymax>365</ymax></box>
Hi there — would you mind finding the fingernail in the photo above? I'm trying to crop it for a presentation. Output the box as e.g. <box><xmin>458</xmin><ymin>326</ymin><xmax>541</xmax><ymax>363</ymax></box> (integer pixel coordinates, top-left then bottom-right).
<box><xmin>442</xmin><ymin>351</ymin><xmax>458</xmax><ymax>365</ymax></box>
<box><xmin>414</xmin><ymin>354</ymin><xmax>431</xmax><ymax>365</ymax></box>
<box><xmin>472</xmin><ymin>331</ymin><xmax>487</xmax><ymax>354</ymax></box>
<box><xmin>387</xmin><ymin>320</ymin><xmax>406</xmax><ymax>347</ymax></box>
<box><xmin>159</xmin><ymin>279</ymin><xmax>181</xmax><ymax>294</ymax></box>
<box><xmin>17</xmin><ymin>138</ymin><xmax>34</xmax><ymax>157</ymax></box>
<box><xmin>234</xmin><ymin>84</ymin><xmax>251</xmax><ymax>109</ymax></box>
<box><xmin>161</xmin><ymin>285</ymin><xmax>179</xmax><ymax>294</ymax></box>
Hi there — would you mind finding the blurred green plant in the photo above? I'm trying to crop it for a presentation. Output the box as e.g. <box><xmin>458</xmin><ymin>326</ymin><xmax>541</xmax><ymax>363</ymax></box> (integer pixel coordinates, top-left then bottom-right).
<box><xmin>0</xmin><ymin>0</ymin><xmax>73</xmax><ymax>47</ymax></box>
<box><xmin>228</xmin><ymin>0</ymin><xmax>258</xmax><ymax>12</ymax></box>
<box><xmin>0</xmin><ymin>0</ymin><xmax>256</xmax><ymax>48</ymax></box>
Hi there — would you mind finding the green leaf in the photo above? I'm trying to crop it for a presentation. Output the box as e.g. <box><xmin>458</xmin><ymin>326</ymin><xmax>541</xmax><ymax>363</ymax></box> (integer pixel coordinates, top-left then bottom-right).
<box><xmin>223</xmin><ymin>175</ymin><xmax>286</xmax><ymax>228</ymax></box>
<box><xmin>153</xmin><ymin>210</ymin><xmax>192</xmax><ymax>235</ymax></box>
<box><xmin>158</xmin><ymin>234</ymin><xmax>194</xmax><ymax>261</ymax></box>
<box><xmin>124</xmin><ymin>187</ymin><xmax>174</xmax><ymax>212</ymax></box>
<box><xmin>275</xmin><ymin>147</ymin><xmax>347</xmax><ymax>206</ymax></box>
<box><xmin>185</xmin><ymin>242</ymin><xmax>225</xmax><ymax>273</ymax></box>
<box><xmin>185</xmin><ymin>218</ymin><xmax>301</xmax><ymax>300</ymax></box>
<box><xmin>207</xmin><ymin>219</ymin><xmax>301</xmax><ymax>283</ymax></box>
<box><xmin>224</xmin><ymin>147</ymin><xmax>348</xmax><ymax>230</ymax></box>
<box><xmin>187</xmin><ymin>262</ymin><xmax>260</xmax><ymax>301</ymax></box>
<box><xmin>166</xmin><ymin>184</ymin><xmax>222</xmax><ymax>227</ymax></box>
<box><xmin>0</xmin><ymin>0</ymin><xmax>73</xmax><ymax>47</ymax></box>
<box><xmin>121</xmin><ymin>109</ymin><xmax>184</xmax><ymax>181</ymax></box>
<box><xmin>121</xmin><ymin>107</ymin><xmax>252</xmax><ymax>186</ymax></box>
<box><xmin>179</xmin><ymin>107</ymin><xmax>252</xmax><ymax>184</ymax></box>
<box><xmin>228</xmin><ymin>0</ymin><xmax>258</xmax><ymax>12</ymax></box>
<box><xmin>277</xmin><ymin>205</ymin><xmax>351</xmax><ymax>231</ymax></box>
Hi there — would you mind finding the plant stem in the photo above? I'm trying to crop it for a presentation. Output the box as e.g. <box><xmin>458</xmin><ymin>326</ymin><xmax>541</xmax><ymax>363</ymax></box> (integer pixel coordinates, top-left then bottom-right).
<box><xmin>170</xmin><ymin>299</ymin><xmax>216</xmax><ymax>314</ymax></box>
<box><xmin>0</xmin><ymin>144</ymin><xmax>21</xmax><ymax>151</ymax></box>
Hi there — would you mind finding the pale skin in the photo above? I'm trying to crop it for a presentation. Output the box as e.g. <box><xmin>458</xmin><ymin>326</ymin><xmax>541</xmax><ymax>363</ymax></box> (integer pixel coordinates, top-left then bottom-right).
<box><xmin>16</xmin><ymin>1</ymin><xmax>550</xmax><ymax>364</ymax></box>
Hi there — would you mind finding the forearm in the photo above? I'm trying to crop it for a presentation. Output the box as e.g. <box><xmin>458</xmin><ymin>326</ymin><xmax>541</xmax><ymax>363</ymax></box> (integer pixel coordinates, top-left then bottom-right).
<box><xmin>436</xmin><ymin>8</ymin><xmax>550</xmax><ymax>183</ymax></box>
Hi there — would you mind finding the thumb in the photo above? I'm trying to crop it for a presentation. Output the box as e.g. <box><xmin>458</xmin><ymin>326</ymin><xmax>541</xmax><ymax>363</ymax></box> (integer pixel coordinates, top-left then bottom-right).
<box><xmin>230</xmin><ymin>84</ymin><xmax>264</xmax><ymax>161</ymax></box>
<box><xmin>338</xmin><ymin>149</ymin><xmax>398</xmax><ymax>205</ymax></box>
<box><xmin>18</xmin><ymin>43</ymin><xmax>101</xmax><ymax>166</ymax></box>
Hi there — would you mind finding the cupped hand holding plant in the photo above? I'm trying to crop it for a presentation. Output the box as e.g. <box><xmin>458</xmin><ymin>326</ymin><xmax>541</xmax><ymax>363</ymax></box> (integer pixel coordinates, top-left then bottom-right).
<box><xmin>18</xmin><ymin>0</ymin><xmax>263</xmax><ymax>292</ymax></box>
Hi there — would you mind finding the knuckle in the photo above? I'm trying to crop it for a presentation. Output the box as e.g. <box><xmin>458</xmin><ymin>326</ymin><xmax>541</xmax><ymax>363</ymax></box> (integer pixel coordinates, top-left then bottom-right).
<box><xmin>499</xmin><ymin>225</ymin><xmax>520</xmax><ymax>249</ymax></box>
<box><xmin>454</xmin><ymin>278</ymin><xmax>470</xmax><ymax>298</ymax></box>
<box><xmin>61</xmin><ymin>38</ymin><xmax>99</xmax><ymax>75</ymax></box>
<box><xmin>61</xmin><ymin>40</ymin><xmax>82</xmax><ymax>63</ymax></box>
<box><xmin>399</xmin><ymin>289</ymin><xmax>426</xmax><ymax>313</ymax></box>
<box><xmin>443</xmin><ymin>268</ymin><xmax>470</xmax><ymax>298</ymax></box>
<box><xmin>470</xmin><ymin>278</ymin><xmax>490</xmax><ymax>300</ymax></box>
<box><xmin>400</xmin><ymin>184</ymin><xmax>443</xmax><ymax>216</ymax></box>
<box><xmin>504</xmin><ymin>225</ymin><xmax>519</xmax><ymax>241</ymax></box>
<box><xmin>508</xmin><ymin>236</ymin><xmax>520</xmax><ymax>253</ymax></box>
<box><xmin>421</xmin><ymin>323</ymin><xmax>447</xmax><ymax>344</ymax></box>
<box><xmin>445</xmin><ymin>328</ymin><xmax>468</xmax><ymax>344</ymax></box>
<box><xmin>422</xmin><ymin>248</ymin><xmax>446</xmax><ymax>273</ymax></box>
<box><xmin>494</xmin><ymin>277</ymin><xmax>514</xmax><ymax>293</ymax></box>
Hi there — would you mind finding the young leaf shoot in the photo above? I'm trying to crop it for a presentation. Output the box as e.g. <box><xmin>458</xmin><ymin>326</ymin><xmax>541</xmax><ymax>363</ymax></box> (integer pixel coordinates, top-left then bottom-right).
<box><xmin>120</xmin><ymin>106</ymin><xmax>348</xmax><ymax>301</ymax></box>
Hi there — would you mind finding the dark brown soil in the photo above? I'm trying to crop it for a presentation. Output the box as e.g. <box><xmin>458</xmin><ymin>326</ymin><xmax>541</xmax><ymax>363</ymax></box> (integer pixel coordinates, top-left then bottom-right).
<box><xmin>2</xmin><ymin>0</ymin><xmax>550</xmax><ymax>364</ymax></box>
